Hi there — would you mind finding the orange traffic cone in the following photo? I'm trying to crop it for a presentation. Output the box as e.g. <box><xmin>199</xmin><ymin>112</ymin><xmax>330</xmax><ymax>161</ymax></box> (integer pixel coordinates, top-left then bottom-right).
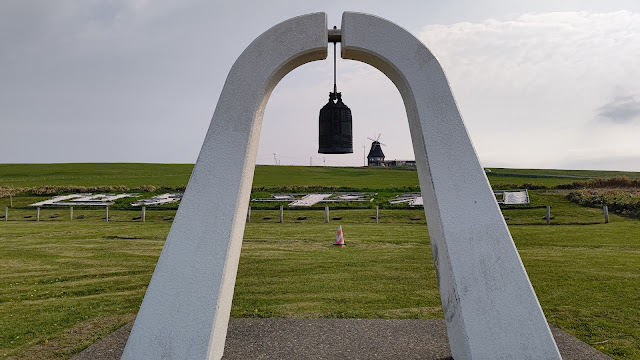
<box><xmin>334</xmin><ymin>225</ymin><xmax>346</xmax><ymax>246</ymax></box>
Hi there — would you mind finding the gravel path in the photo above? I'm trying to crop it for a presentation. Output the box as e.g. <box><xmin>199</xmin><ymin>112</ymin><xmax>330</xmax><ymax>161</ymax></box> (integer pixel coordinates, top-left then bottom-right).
<box><xmin>72</xmin><ymin>319</ymin><xmax>611</xmax><ymax>360</ymax></box>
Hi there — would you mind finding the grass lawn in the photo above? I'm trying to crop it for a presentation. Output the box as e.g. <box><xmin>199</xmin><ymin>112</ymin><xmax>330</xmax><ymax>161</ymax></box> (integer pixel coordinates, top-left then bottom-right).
<box><xmin>0</xmin><ymin>221</ymin><xmax>168</xmax><ymax>359</ymax></box>
<box><xmin>3</xmin><ymin>163</ymin><xmax>639</xmax><ymax>190</ymax></box>
<box><xmin>0</xmin><ymin>164</ymin><xmax>193</xmax><ymax>189</ymax></box>
<box><xmin>1</xmin><ymin>164</ymin><xmax>639</xmax><ymax>359</ymax></box>
<box><xmin>1</xmin><ymin>210</ymin><xmax>638</xmax><ymax>359</ymax></box>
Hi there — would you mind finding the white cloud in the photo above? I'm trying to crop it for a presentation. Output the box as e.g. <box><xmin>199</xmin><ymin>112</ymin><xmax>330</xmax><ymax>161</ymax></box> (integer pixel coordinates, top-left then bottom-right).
<box><xmin>417</xmin><ymin>11</ymin><xmax>640</xmax><ymax>170</ymax></box>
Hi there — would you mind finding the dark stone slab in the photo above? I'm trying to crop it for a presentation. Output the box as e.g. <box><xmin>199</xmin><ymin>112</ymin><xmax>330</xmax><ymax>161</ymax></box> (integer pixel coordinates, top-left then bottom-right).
<box><xmin>72</xmin><ymin>319</ymin><xmax>612</xmax><ymax>360</ymax></box>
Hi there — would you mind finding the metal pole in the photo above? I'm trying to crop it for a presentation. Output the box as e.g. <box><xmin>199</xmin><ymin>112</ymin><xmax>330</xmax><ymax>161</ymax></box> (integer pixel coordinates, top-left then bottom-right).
<box><xmin>376</xmin><ymin>206</ymin><xmax>379</xmax><ymax>224</ymax></box>
<box><xmin>70</xmin><ymin>206</ymin><xmax>73</xmax><ymax>222</ymax></box>
<box><xmin>37</xmin><ymin>207</ymin><xmax>40</xmax><ymax>222</ymax></box>
<box><xmin>603</xmin><ymin>205</ymin><xmax>609</xmax><ymax>224</ymax></box>
<box><xmin>142</xmin><ymin>206</ymin><xmax>146</xmax><ymax>223</ymax></box>
<box><xmin>333</xmin><ymin>41</ymin><xmax>337</xmax><ymax>94</ymax></box>
<box><xmin>246</xmin><ymin>206</ymin><xmax>251</xmax><ymax>223</ymax></box>
<box><xmin>279</xmin><ymin>205</ymin><xmax>283</xmax><ymax>223</ymax></box>
<box><xmin>325</xmin><ymin>206</ymin><xmax>329</xmax><ymax>223</ymax></box>
<box><xmin>106</xmin><ymin>206</ymin><xmax>109</xmax><ymax>222</ymax></box>
<box><xmin>545</xmin><ymin>206</ymin><xmax>550</xmax><ymax>225</ymax></box>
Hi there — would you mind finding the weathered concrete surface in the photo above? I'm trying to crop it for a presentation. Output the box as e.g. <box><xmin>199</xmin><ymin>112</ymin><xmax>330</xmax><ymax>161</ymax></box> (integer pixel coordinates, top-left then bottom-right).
<box><xmin>75</xmin><ymin>319</ymin><xmax>611</xmax><ymax>360</ymax></box>
<box><xmin>120</xmin><ymin>13</ymin><xmax>328</xmax><ymax>360</ymax></box>
<box><xmin>341</xmin><ymin>12</ymin><xmax>561</xmax><ymax>359</ymax></box>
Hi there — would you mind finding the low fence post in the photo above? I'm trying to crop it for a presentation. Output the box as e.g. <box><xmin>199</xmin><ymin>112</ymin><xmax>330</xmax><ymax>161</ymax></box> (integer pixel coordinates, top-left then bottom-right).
<box><xmin>4</xmin><ymin>207</ymin><xmax>7</xmax><ymax>221</ymax></box>
<box><xmin>325</xmin><ymin>206</ymin><xmax>329</xmax><ymax>223</ymax></box>
<box><xmin>603</xmin><ymin>205</ymin><xmax>609</xmax><ymax>224</ymax></box>
<box><xmin>105</xmin><ymin>206</ymin><xmax>109</xmax><ymax>222</ymax></box>
<box><xmin>70</xmin><ymin>206</ymin><xmax>73</xmax><ymax>222</ymax></box>
<box><xmin>37</xmin><ymin>207</ymin><xmax>40</xmax><ymax>222</ymax></box>
<box><xmin>246</xmin><ymin>206</ymin><xmax>251</xmax><ymax>223</ymax></box>
<box><xmin>142</xmin><ymin>206</ymin><xmax>146</xmax><ymax>223</ymax></box>
<box><xmin>545</xmin><ymin>206</ymin><xmax>550</xmax><ymax>225</ymax></box>
<box><xmin>279</xmin><ymin>205</ymin><xmax>284</xmax><ymax>223</ymax></box>
<box><xmin>9</xmin><ymin>194</ymin><xmax>12</xmax><ymax>207</ymax></box>
<box><xmin>376</xmin><ymin>206</ymin><xmax>379</xmax><ymax>224</ymax></box>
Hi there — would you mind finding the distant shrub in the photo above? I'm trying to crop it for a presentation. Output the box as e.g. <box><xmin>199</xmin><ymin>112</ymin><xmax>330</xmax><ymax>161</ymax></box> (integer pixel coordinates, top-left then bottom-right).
<box><xmin>0</xmin><ymin>187</ymin><xmax>14</xmax><ymax>198</ymax></box>
<box><xmin>567</xmin><ymin>188</ymin><xmax>640</xmax><ymax>219</ymax></box>
<box><xmin>0</xmin><ymin>184</ymin><xmax>187</xmax><ymax>198</ymax></box>
<box><xmin>556</xmin><ymin>176</ymin><xmax>640</xmax><ymax>190</ymax></box>
<box><xmin>491</xmin><ymin>183</ymin><xmax>546</xmax><ymax>190</ymax></box>
<box><xmin>136</xmin><ymin>185</ymin><xmax>157</xmax><ymax>192</ymax></box>
<box><xmin>25</xmin><ymin>185</ymin><xmax>129</xmax><ymax>195</ymax></box>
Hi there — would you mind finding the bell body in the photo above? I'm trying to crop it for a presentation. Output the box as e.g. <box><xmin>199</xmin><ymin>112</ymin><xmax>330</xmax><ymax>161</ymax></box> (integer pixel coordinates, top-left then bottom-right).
<box><xmin>318</xmin><ymin>92</ymin><xmax>353</xmax><ymax>154</ymax></box>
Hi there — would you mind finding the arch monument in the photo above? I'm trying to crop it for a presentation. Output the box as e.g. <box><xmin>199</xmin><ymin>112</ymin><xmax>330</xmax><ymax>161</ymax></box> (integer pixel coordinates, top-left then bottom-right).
<box><xmin>122</xmin><ymin>12</ymin><xmax>562</xmax><ymax>360</ymax></box>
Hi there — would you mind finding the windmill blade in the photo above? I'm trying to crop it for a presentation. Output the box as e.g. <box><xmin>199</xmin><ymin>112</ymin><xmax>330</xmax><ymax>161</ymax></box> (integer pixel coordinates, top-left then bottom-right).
<box><xmin>376</xmin><ymin>133</ymin><xmax>382</xmax><ymax>141</ymax></box>
<box><xmin>367</xmin><ymin>137</ymin><xmax>377</xmax><ymax>142</ymax></box>
<box><xmin>379</xmin><ymin>142</ymin><xmax>387</xmax><ymax>146</ymax></box>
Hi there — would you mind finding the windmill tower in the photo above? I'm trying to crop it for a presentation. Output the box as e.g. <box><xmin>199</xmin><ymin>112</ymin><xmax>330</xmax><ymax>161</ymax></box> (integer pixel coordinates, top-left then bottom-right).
<box><xmin>367</xmin><ymin>134</ymin><xmax>386</xmax><ymax>166</ymax></box>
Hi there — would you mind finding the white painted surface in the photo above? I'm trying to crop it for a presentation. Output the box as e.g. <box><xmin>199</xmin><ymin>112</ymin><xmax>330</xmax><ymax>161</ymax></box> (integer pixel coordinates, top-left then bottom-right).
<box><xmin>389</xmin><ymin>193</ymin><xmax>423</xmax><ymax>207</ymax></box>
<box><xmin>288</xmin><ymin>193</ymin><xmax>331</xmax><ymax>206</ymax></box>
<box><xmin>132</xmin><ymin>193</ymin><xmax>182</xmax><ymax>206</ymax></box>
<box><xmin>71</xmin><ymin>193</ymin><xmax>136</xmax><ymax>203</ymax></box>
<box><xmin>503</xmin><ymin>190</ymin><xmax>529</xmax><ymax>205</ymax></box>
<box><xmin>121</xmin><ymin>13</ymin><xmax>328</xmax><ymax>360</ymax></box>
<box><xmin>341</xmin><ymin>12</ymin><xmax>560</xmax><ymax>359</ymax></box>
<box><xmin>29</xmin><ymin>193</ymin><xmax>138</xmax><ymax>207</ymax></box>
<box><xmin>411</xmin><ymin>196</ymin><xmax>424</xmax><ymax>207</ymax></box>
<box><xmin>29</xmin><ymin>194</ymin><xmax>83</xmax><ymax>207</ymax></box>
<box><xmin>272</xmin><ymin>194</ymin><xmax>294</xmax><ymax>200</ymax></box>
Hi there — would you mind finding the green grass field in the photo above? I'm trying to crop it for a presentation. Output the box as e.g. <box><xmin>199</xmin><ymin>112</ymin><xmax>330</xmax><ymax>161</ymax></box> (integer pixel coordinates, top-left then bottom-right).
<box><xmin>1</xmin><ymin>164</ymin><xmax>640</xmax><ymax>359</ymax></box>
<box><xmin>3</xmin><ymin>163</ymin><xmax>639</xmax><ymax>190</ymax></box>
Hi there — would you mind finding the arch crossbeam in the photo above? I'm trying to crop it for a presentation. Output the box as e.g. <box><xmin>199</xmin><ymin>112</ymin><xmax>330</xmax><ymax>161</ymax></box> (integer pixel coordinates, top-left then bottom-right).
<box><xmin>122</xmin><ymin>12</ymin><xmax>561</xmax><ymax>360</ymax></box>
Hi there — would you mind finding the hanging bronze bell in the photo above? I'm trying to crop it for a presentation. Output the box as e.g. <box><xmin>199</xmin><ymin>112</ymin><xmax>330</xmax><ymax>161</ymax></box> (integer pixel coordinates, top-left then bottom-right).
<box><xmin>318</xmin><ymin>91</ymin><xmax>353</xmax><ymax>154</ymax></box>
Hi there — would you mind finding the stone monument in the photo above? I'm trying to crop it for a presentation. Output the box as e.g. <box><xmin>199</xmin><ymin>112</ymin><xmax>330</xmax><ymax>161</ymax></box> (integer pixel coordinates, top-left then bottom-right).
<box><xmin>122</xmin><ymin>12</ymin><xmax>562</xmax><ymax>360</ymax></box>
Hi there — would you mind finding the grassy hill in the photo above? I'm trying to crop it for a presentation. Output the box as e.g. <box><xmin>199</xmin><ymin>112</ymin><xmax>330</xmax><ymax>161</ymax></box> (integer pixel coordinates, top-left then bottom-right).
<box><xmin>2</xmin><ymin>163</ymin><xmax>640</xmax><ymax>190</ymax></box>
<box><xmin>0</xmin><ymin>163</ymin><xmax>193</xmax><ymax>188</ymax></box>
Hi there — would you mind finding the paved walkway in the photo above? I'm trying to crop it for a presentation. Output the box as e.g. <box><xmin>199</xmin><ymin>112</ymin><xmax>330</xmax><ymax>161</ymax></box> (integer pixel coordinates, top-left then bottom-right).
<box><xmin>73</xmin><ymin>319</ymin><xmax>611</xmax><ymax>360</ymax></box>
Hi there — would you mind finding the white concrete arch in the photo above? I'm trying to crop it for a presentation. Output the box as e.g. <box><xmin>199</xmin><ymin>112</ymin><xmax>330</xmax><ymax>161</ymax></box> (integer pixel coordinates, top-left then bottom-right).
<box><xmin>122</xmin><ymin>12</ymin><xmax>561</xmax><ymax>360</ymax></box>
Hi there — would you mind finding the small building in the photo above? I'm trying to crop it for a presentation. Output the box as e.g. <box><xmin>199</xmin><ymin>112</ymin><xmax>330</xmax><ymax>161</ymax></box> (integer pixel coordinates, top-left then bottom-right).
<box><xmin>367</xmin><ymin>141</ymin><xmax>385</xmax><ymax>166</ymax></box>
<box><xmin>367</xmin><ymin>141</ymin><xmax>415</xmax><ymax>167</ymax></box>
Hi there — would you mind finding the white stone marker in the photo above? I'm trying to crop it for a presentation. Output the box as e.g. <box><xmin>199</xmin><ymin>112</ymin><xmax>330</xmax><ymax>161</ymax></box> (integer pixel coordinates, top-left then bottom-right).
<box><xmin>547</xmin><ymin>205</ymin><xmax>551</xmax><ymax>225</ymax></box>
<box><xmin>122</xmin><ymin>12</ymin><xmax>561</xmax><ymax>360</ymax></box>
<box><xmin>70</xmin><ymin>206</ymin><xmax>73</xmax><ymax>222</ymax></box>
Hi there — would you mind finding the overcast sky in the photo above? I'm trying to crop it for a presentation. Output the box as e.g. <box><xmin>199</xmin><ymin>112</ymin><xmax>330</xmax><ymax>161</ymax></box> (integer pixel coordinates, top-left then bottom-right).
<box><xmin>1</xmin><ymin>0</ymin><xmax>640</xmax><ymax>170</ymax></box>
